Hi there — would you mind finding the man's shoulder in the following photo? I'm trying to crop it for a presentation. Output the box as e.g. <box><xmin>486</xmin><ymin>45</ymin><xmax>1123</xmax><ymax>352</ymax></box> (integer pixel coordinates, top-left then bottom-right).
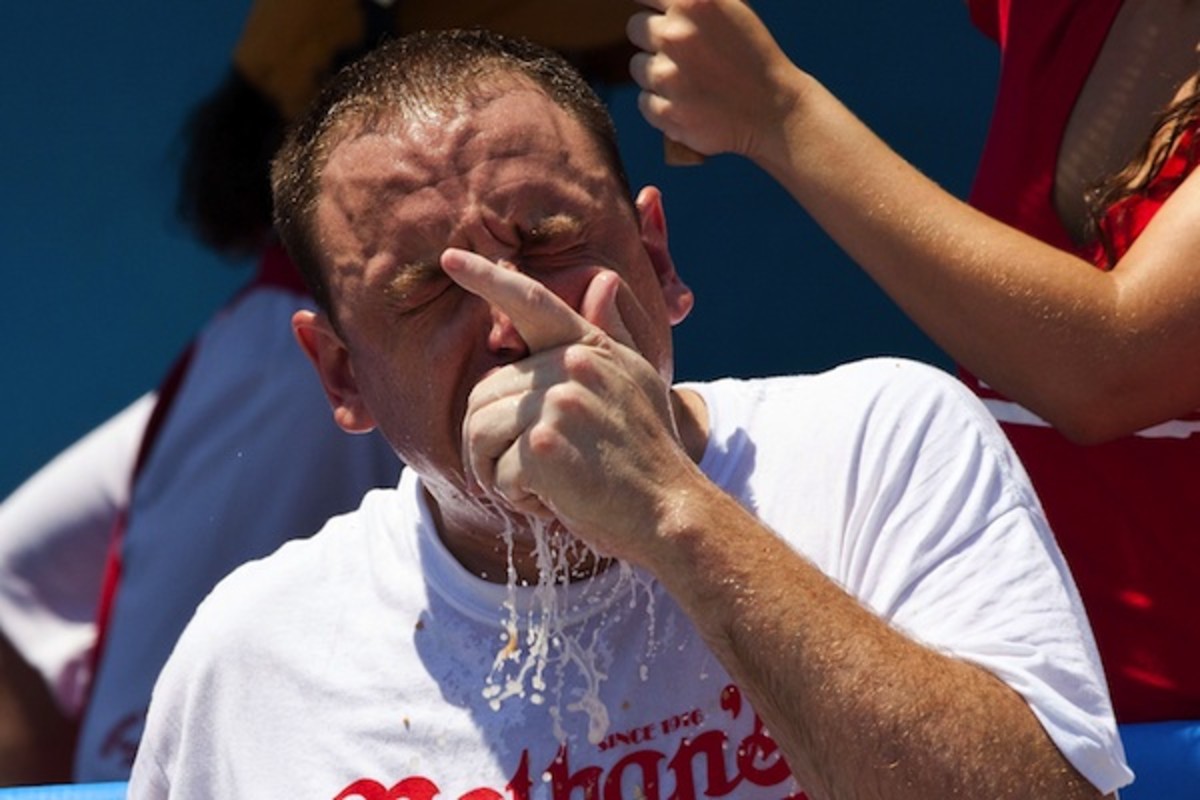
<box><xmin>811</xmin><ymin>357</ymin><xmax>1010</xmax><ymax>451</ymax></box>
<box><xmin>181</xmin><ymin>485</ymin><xmax>402</xmax><ymax>644</ymax></box>
<box><xmin>700</xmin><ymin>357</ymin><xmax>970</xmax><ymax>413</ymax></box>
<box><xmin>696</xmin><ymin>357</ymin><xmax>1007</xmax><ymax>464</ymax></box>
<box><xmin>827</xmin><ymin>357</ymin><xmax>981</xmax><ymax>411</ymax></box>
<box><xmin>808</xmin><ymin>356</ymin><xmax>959</xmax><ymax>391</ymax></box>
<box><xmin>142</xmin><ymin>481</ymin><xmax>416</xmax><ymax>759</ymax></box>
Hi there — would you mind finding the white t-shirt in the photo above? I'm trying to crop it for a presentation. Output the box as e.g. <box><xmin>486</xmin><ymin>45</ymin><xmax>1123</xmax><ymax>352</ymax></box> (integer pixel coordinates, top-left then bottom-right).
<box><xmin>130</xmin><ymin>358</ymin><xmax>1133</xmax><ymax>798</ymax></box>
<box><xmin>0</xmin><ymin>392</ymin><xmax>153</xmax><ymax>714</ymax></box>
<box><xmin>0</xmin><ymin>282</ymin><xmax>399</xmax><ymax>781</ymax></box>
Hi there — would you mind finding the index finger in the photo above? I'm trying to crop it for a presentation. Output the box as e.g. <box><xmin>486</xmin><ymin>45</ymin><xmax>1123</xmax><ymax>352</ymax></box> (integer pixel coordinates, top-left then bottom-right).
<box><xmin>440</xmin><ymin>248</ymin><xmax>593</xmax><ymax>353</ymax></box>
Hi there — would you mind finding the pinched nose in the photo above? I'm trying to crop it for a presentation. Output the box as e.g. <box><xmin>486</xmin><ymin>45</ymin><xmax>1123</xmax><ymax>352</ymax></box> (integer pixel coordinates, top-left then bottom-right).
<box><xmin>482</xmin><ymin>257</ymin><xmax>531</xmax><ymax>359</ymax></box>
<box><xmin>486</xmin><ymin>302</ymin><xmax>530</xmax><ymax>359</ymax></box>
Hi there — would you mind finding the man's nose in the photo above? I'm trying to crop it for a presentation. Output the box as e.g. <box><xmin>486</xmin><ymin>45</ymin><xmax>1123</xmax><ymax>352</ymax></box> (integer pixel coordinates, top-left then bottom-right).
<box><xmin>484</xmin><ymin>258</ymin><xmax>530</xmax><ymax>359</ymax></box>
<box><xmin>486</xmin><ymin>302</ymin><xmax>530</xmax><ymax>358</ymax></box>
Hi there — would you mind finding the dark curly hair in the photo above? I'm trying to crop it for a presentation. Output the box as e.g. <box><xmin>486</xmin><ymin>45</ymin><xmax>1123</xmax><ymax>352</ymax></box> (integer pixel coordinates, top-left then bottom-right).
<box><xmin>176</xmin><ymin>70</ymin><xmax>285</xmax><ymax>258</ymax></box>
<box><xmin>1087</xmin><ymin>70</ymin><xmax>1200</xmax><ymax>267</ymax></box>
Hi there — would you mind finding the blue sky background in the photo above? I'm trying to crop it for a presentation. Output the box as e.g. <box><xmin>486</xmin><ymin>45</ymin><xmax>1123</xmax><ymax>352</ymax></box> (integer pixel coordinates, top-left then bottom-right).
<box><xmin>1</xmin><ymin>3</ymin><xmax>997</xmax><ymax>497</ymax></box>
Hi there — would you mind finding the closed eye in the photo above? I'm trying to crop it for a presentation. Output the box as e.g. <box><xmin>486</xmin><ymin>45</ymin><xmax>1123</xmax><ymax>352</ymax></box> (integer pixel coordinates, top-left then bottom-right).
<box><xmin>524</xmin><ymin>213</ymin><xmax>585</xmax><ymax>248</ymax></box>
<box><xmin>518</xmin><ymin>214</ymin><xmax>590</xmax><ymax>273</ymax></box>
<box><xmin>385</xmin><ymin>262</ymin><xmax>453</xmax><ymax>315</ymax></box>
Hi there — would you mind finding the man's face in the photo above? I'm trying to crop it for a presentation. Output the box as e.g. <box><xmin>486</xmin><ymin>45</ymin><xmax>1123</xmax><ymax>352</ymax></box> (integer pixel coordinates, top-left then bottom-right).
<box><xmin>300</xmin><ymin>87</ymin><xmax>692</xmax><ymax>511</ymax></box>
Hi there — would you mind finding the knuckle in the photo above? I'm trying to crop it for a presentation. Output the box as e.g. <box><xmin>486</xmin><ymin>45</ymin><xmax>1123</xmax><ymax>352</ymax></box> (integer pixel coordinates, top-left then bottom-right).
<box><xmin>545</xmin><ymin>380</ymin><xmax>589</xmax><ymax>414</ymax></box>
<box><xmin>560</xmin><ymin>345</ymin><xmax>607</xmax><ymax>384</ymax></box>
<box><xmin>464</xmin><ymin>422</ymin><xmax>487</xmax><ymax>453</ymax></box>
<box><xmin>526</xmin><ymin>421</ymin><xmax>563</xmax><ymax>458</ymax></box>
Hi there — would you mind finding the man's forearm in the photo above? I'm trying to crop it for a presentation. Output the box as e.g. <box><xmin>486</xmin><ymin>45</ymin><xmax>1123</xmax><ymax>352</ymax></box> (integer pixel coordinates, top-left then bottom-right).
<box><xmin>644</xmin><ymin>484</ymin><xmax>1106</xmax><ymax>799</ymax></box>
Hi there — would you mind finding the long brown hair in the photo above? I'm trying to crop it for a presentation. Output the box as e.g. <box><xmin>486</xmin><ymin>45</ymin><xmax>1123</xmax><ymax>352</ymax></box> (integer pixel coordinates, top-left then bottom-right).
<box><xmin>1088</xmin><ymin>69</ymin><xmax>1200</xmax><ymax>266</ymax></box>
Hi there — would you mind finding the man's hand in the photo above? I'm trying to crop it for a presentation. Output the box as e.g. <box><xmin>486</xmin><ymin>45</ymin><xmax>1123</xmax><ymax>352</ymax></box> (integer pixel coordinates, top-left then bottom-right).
<box><xmin>442</xmin><ymin>248</ymin><xmax>700</xmax><ymax>562</ymax></box>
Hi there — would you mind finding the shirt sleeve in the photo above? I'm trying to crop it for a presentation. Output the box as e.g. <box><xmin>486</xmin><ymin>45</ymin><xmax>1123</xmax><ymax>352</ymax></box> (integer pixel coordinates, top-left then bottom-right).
<box><xmin>839</xmin><ymin>364</ymin><xmax>1133</xmax><ymax>794</ymax></box>
<box><xmin>0</xmin><ymin>392</ymin><xmax>154</xmax><ymax>714</ymax></box>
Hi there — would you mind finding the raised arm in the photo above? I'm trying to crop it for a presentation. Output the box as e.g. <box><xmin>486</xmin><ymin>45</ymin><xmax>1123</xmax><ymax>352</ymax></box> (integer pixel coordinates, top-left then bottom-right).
<box><xmin>628</xmin><ymin>0</ymin><xmax>1200</xmax><ymax>443</ymax></box>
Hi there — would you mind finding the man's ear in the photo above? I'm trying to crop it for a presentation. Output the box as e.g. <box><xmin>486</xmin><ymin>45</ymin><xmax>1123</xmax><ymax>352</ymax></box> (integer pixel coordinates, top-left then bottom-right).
<box><xmin>635</xmin><ymin>185</ymin><xmax>695</xmax><ymax>325</ymax></box>
<box><xmin>292</xmin><ymin>309</ymin><xmax>377</xmax><ymax>433</ymax></box>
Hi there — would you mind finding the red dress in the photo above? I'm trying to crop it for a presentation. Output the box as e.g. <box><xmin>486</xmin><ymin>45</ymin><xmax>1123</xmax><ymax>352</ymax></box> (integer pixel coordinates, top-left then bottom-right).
<box><xmin>965</xmin><ymin>0</ymin><xmax>1200</xmax><ymax>723</ymax></box>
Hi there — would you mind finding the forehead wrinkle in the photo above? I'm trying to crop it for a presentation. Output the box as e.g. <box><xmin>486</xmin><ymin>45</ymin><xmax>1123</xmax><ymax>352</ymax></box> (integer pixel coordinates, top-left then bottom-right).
<box><xmin>454</xmin><ymin>88</ymin><xmax>619</xmax><ymax>206</ymax></box>
<box><xmin>321</xmin><ymin>130</ymin><xmax>467</xmax><ymax>264</ymax></box>
<box><xmin>460</xmin><ymin>151</ymin><xmax>614</xmax><ymax>237</ymax></box>
<box><xmin>320</xmin><ymin>88</ymin><xmax>627</xmax><ymax>282</ymax></box>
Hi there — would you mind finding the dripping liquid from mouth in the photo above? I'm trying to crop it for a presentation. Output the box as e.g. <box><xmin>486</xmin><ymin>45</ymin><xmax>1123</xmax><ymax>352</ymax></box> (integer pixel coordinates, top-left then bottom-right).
<box><xmin>480</xmin><ymin>513</ymin><xmax>659</xmax><ymax>745</ymax></box>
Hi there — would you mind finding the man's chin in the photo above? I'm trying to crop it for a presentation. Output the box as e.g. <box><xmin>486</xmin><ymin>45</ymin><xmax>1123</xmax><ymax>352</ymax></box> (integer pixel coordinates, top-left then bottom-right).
<box><xmin>421</xmin><ymin>478</ymin><xmax>616</xmax><ymax>581</ymax></box>
<box><xmin>495</xmin><ymin>512</ymin><xmax>618</xmax><ymax>583</ymax></box>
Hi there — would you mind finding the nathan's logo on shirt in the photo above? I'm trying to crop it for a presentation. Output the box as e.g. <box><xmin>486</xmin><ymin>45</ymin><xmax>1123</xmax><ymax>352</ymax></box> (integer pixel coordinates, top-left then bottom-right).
<box><xmin>333</xmin><ymin>685</ymin><xmax>807</xmax><ymax>800</ymax></box>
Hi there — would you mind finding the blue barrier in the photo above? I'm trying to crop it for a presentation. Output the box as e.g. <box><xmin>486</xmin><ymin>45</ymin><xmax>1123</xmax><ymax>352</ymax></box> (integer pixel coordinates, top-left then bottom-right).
<box><xmin>1120</xmin><ymin>720</ymin><xmax>1200</xmax><ymax>799</ymax></box>
<box><xmin>0</xmin><ymin>784</ymin><xmax>126</xmax><ymax>799</ymax></box>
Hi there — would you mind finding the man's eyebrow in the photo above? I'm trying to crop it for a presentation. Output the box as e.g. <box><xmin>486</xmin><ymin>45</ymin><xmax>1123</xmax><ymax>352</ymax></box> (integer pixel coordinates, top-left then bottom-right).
<box><xmin>382</xmin><ymin>259</ymin><xmax>442</xmax><ymax>297</ymax></box>
<box><xmin>527</xmin><ymin>213</ymin><xmax>584</xmax><ymax>242</ymax></box>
